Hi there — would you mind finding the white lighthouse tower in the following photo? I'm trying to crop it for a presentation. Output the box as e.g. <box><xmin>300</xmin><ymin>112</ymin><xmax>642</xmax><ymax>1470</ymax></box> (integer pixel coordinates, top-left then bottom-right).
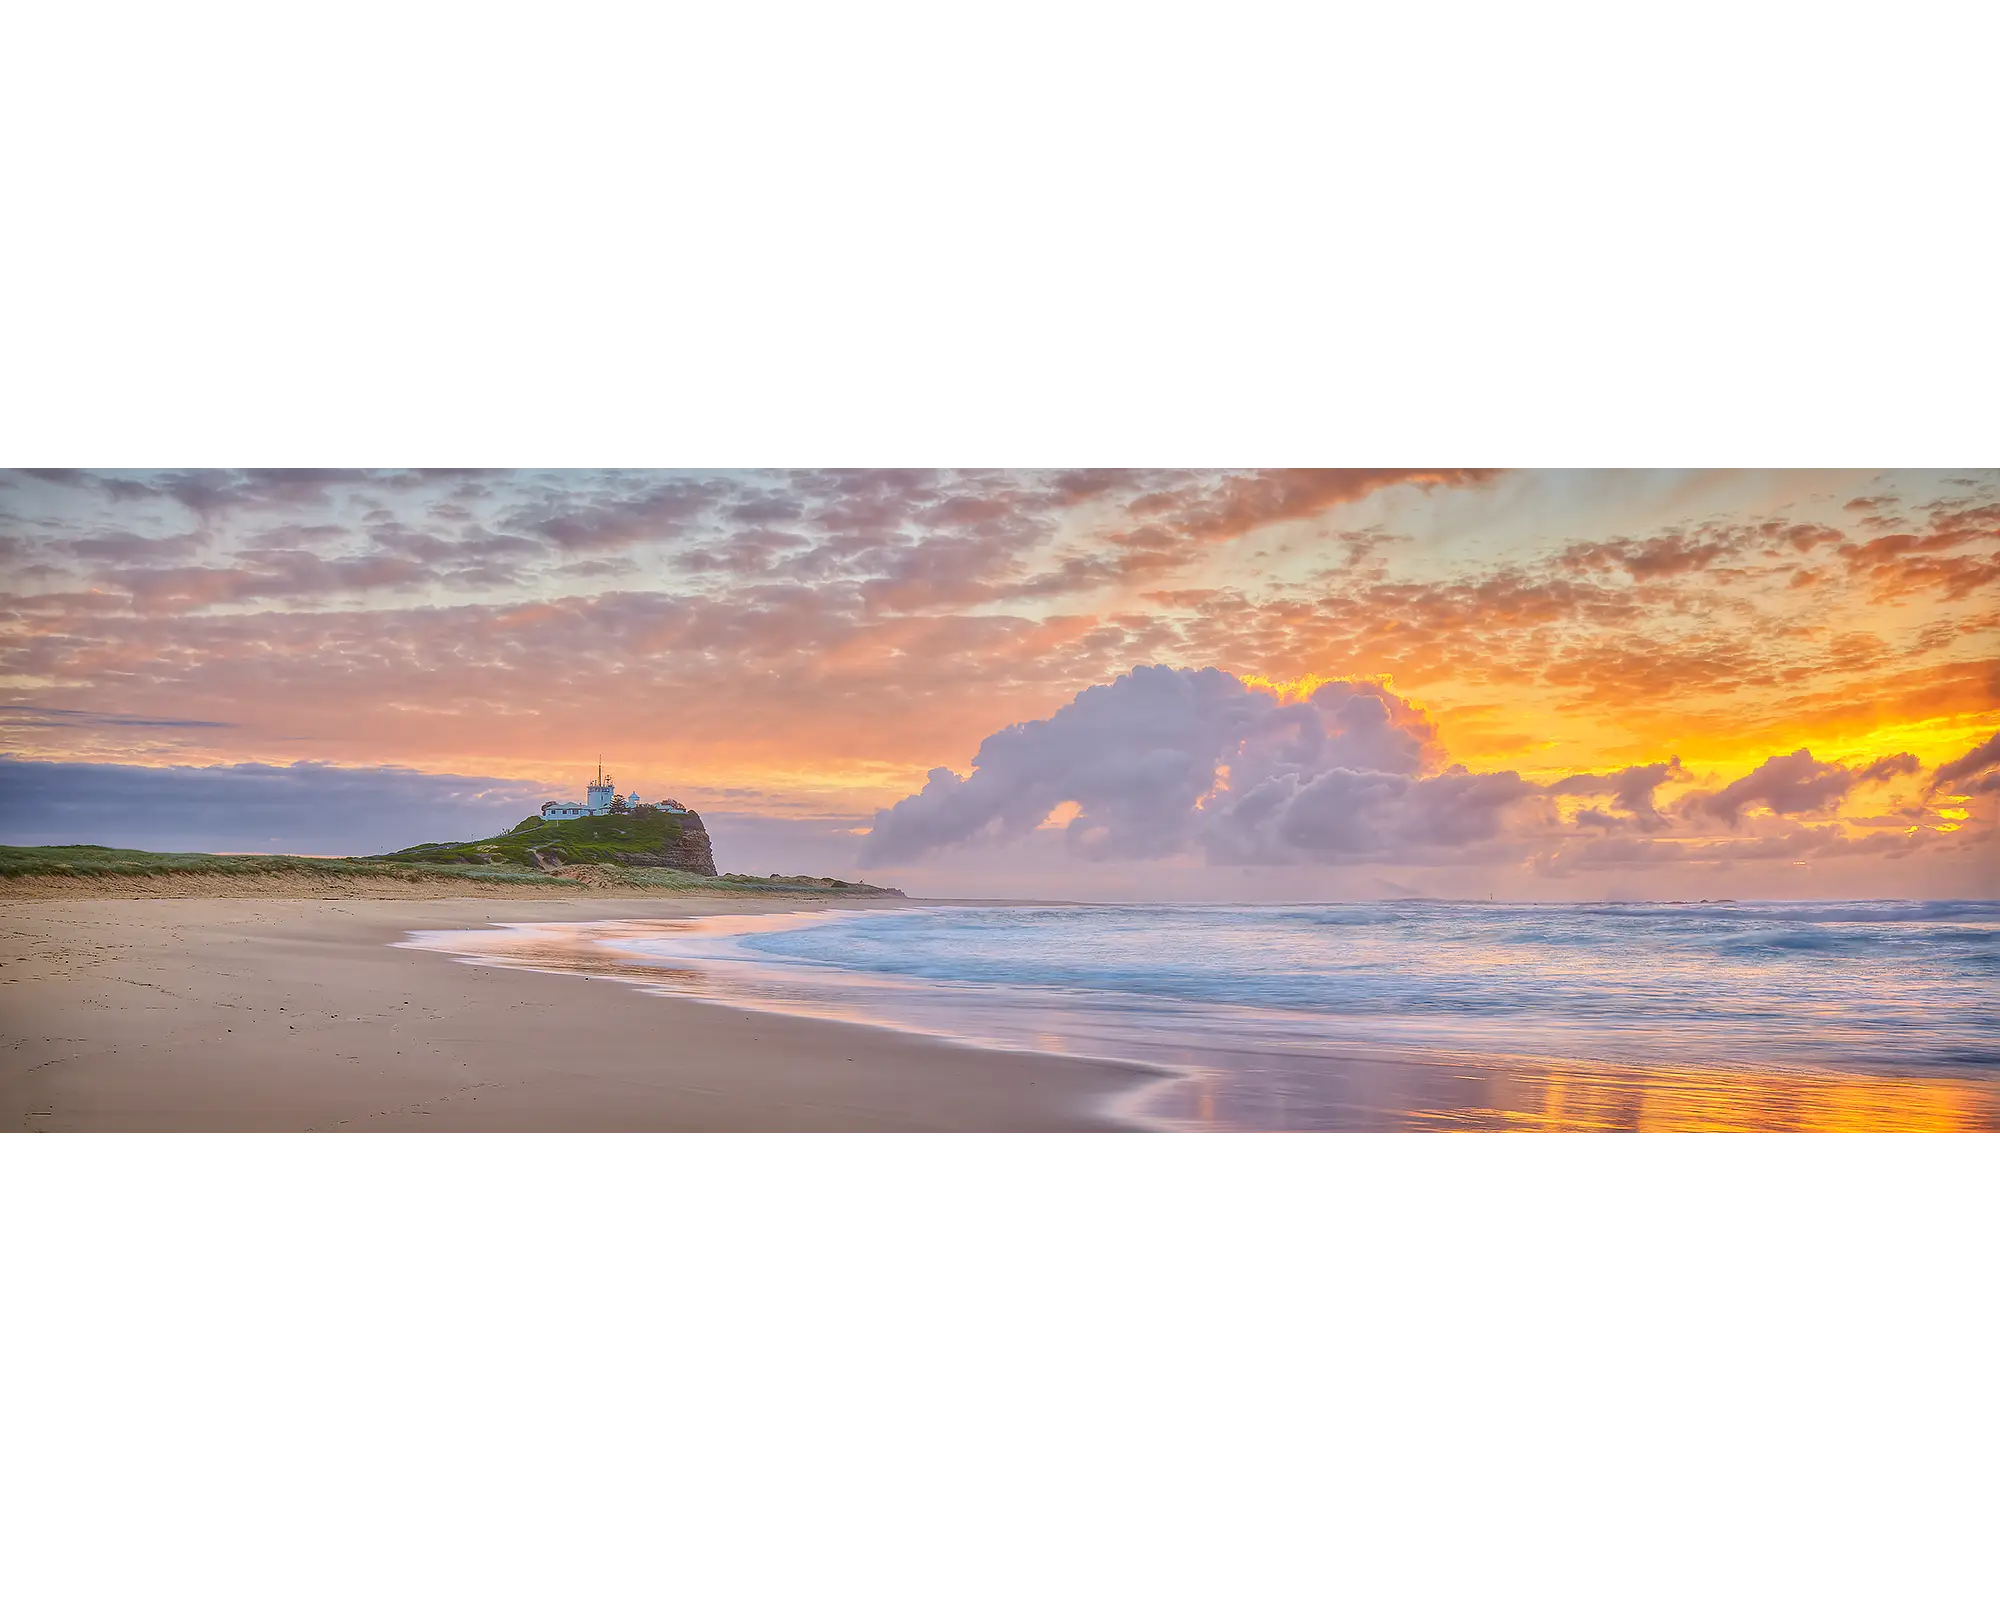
<box><xmin>586</xmin><ymin>761</ymin><xmax>617</xmax><ymax>815</ymax></box>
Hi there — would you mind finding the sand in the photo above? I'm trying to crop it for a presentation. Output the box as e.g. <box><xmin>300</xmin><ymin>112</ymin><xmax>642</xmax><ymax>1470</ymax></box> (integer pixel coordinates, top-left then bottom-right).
<box><xmin>0</xmin><ymin>893</ymin><xmax>1147</xmax><ymax>1131</ymax></box>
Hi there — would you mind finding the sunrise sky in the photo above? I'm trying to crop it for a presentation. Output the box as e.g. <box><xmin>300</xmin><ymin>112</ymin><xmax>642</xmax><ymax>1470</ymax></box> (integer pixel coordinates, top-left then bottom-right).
<box><xmin>2</xmin><ymin>467</ymin><xmax>1995</xmax><ymax>899</ymax></box>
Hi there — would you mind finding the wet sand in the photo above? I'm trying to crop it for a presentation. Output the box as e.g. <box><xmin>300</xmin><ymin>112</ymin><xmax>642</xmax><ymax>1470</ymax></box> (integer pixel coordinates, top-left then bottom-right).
<box><xmin>0</xmin><ymin>895</ymin><xmax>1147</xmax><ymax>1131</ymax></box>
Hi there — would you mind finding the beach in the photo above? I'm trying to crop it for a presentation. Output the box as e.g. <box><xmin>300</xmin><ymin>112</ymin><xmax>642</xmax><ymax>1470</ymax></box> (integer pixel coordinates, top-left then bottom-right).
<box><xmin>9</xmin><ymin>889</ymin><xmax>1996</xmax><ymax>1132</ymax></box>
<box><xmin>0</xmin><ymin>892</ymin><xmax>1145</xmax><ymax>1132</ymax></box>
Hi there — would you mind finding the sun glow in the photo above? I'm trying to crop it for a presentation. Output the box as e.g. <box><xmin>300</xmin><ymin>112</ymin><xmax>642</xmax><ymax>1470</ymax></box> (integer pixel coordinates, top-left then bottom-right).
<box><xmin>1236</xmin><ymin>670</ymin><xmax>1399</xmax><ymax>703</ymax></box>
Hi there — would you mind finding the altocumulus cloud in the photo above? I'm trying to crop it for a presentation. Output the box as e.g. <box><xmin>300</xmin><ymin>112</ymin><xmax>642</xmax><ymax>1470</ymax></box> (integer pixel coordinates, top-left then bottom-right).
<box><xmin>860</xmin><ymin>666</ymin><xmax>1541</xmax><ymax>868</ymax></box>
<box><xmin>0</xmin><ymin>758</ymin><xmax>550</xmax><ymax>855</ymax></box>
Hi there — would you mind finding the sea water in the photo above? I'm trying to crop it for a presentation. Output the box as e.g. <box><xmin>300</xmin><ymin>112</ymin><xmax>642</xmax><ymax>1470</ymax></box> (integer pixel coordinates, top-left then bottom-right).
<box><xmin>410</xmin><ymin>900</ymin><xmax>2000</xmax><ymax>1130</ymax></box>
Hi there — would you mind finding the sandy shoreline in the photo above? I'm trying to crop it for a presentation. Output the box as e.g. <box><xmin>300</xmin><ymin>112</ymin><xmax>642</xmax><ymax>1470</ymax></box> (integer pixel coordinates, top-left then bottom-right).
<box><xmin>0</xmin><ymin>893</ymin><xmax>1148</xmax><ymax>1132</ymax></box>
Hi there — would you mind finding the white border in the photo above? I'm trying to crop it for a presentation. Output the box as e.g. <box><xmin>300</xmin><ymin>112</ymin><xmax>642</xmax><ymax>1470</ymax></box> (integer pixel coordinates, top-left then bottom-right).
<box><xmin>7</xmin><ymin>1137</ymin><xmax>1995</xmax><ymax>1598</ymax></box>
<box><xmin>3</xmin><ymin>5</ymin><xmax>1994</xmax><ymax>464</ymax></box>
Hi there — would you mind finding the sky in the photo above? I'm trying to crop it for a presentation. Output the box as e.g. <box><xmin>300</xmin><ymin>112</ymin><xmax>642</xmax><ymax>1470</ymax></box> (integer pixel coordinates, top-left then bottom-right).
<box><xmin>1</xmin><ymin>467</ymin><xmax>1995</xmax><ymax>900</ymax></box>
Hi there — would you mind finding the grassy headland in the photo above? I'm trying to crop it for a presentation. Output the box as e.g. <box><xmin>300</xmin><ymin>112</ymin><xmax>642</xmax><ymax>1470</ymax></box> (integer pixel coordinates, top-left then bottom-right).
<box><xmin>378</xmin><ymin>809</ymin><xmax>703</xmax><ymax>870</ymax></box>
<box><xmin>0</xmin><ymin>807</ymin><xmax>902</xmax><ymax>897</ymax></box>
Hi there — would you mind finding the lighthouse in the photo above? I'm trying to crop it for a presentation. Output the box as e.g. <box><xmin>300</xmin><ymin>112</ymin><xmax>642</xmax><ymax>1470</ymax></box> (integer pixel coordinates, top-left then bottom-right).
<box><xmin>586</xmin><ymin>761</ymin><xmax>616</xmax><ymax>815</ymax></box>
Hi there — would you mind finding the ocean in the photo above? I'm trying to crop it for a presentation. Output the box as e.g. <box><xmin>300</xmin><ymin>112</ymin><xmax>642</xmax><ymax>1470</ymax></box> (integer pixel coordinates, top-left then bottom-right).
<box><xmin>406</xmin><ymin>900</ymin><xmax>2000</xmax><ymax>1131</ymax></box>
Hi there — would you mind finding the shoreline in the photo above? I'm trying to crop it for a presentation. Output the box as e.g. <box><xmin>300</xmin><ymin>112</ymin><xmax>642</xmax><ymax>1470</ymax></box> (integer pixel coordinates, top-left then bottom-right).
<box><xmin>1</xmin><ymin>893</ymin><xmax>1150</xmax><ymax>1132</ymax></box>
<box><xmin>10</xmin><ymin>890</ymin><xmax>1995</xmax><ymax>1132</ymax></box>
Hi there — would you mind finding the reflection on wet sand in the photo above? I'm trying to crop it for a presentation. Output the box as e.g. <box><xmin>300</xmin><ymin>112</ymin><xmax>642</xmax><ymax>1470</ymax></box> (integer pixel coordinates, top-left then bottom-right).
<box><xmin>1136</xmin><ymin>1048</ymin><xmax>2000</xmax><ymax>1132</ymax></box>
<box><xmin>405</xmin><ymin>917</ymin><xmax>2000</xmax><ymax>1133</ymax></box>
<box><xmin>407</xmin><ymin>919</ymin><xmax>718</xmax><ymax>993</ymax></box>
<box><xmin>1510</xmin><ymin>1058</ymin><xmax>1997</xmax><ymax>1132</ymax></box>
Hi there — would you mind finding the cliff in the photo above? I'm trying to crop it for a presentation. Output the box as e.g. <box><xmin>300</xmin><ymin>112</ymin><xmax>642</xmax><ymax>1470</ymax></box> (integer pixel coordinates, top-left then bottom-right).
<box><xmin>368</xmin><ymin>808</ymin><xmax>903</xmax><ymax>895</ymax></box>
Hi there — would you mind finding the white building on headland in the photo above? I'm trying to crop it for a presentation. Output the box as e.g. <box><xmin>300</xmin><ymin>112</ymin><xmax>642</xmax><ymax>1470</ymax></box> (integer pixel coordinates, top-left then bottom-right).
<box><xmin>540</xmin><ymin>763</ymin><xmax>688</xmax><ymax>821</ymax></box>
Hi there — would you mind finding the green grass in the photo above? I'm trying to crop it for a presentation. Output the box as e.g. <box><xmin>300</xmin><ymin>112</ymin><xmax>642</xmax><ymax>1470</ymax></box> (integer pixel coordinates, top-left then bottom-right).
<box><xmin>372</xmin><ymin>809</ymin><xmax>694</xmax><ymax>869</ymax></box>
<box><xmin>3</xmin><ymin>810</ymin><xmax>900</xmax><ymax>895</ymax></box>
<box><xmin>0</xmin><ymin>843</ymin><xmax>551</xmax><ymax>884</ymax></box>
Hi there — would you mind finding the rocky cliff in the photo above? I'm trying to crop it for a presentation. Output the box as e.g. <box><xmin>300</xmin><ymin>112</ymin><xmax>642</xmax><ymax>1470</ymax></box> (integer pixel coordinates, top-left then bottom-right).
<box><xmin>528</xmin><ymin>810</ymin><xmax>718</xmax><ymax>876</ymax></box>
<box><xmin>373</xmin><ymin>808</ymin><xmax>901</xmax><ymax>893</ymax></box>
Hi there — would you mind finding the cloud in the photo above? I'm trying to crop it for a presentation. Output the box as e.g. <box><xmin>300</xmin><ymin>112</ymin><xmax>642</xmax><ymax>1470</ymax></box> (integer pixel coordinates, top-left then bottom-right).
<box><xmin>1529</xmin><ymin>820</ymin><xmax>1965</xmax><ymax>877</ymax></box>
<box><xmin>108</xmin><ymin>551</ymin><xmax>432</xmax><ymax>612</ymax></box>
<box><xmin>864</xmin><ymin>666</ymin><xmax>1281</xmax><ymax>864</ymax></box>
<box><xmin>1555</xmin><ymin>518</ymin><xmax>1849</xmax><ymax>586</ymax></box>
<box><xmin>1684</xmin><ymin>746</ymin><xmax>1916</xmax><ymax>826</ymax></box>
<box><xmin>1547</xmin><ymin>757</ymin><xmax>1685</xmax><ymax>827</ymax></box>
<box><xmin>1854</xmin><ymin>751</ymin><xmax>1920</xmax><ymax>784</ymax></box>
<box><xmin>1070</xmin><ymin>469</ymin><xmax>1495</xmax><ymax>594</ymax></box>
<box><xmin>0</xmin><ymin>704</ymin><xmax>234</xmax><ymax>731</ymax></box>
<box><xmin>1204</xmin><ymin>764</ymin><xmax>1537</xmax><ymax>866</ymax></box>
<box><xmin>505</xmin><ymin>479</ymin><xmax>730</xmax><ymax>552</ymax></box>
<box><xmin>859</xmin><ymin>664</ymin><xmax>1979</xmax><ymax>881</ymax></box>
<box><xmin>0</xmin><ymin>757</ymin><xmax>551</xmax><ymax>856</ymax></box>
<box><xmin>1127</xmin><ymin>469</ymin><xmax>1494</xmax><ymax>547</ymax></box>
<box><xmin>860</xmin><ymin>666</ymin><xmax>1532</xmax><ymax>868</ymax></box>
<box><xmin>1928</xmin><ymin>729</ymin><xmax>2000</xmax><ymax>795</ymax></box>
<box><xmin>10</xmin><ymin>469</ymin><xmax>497</xmax><ymax>518</ymax></box>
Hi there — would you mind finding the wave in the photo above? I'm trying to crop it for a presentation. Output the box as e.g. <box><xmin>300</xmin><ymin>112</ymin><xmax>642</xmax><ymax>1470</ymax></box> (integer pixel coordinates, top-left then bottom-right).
<box><xmin>407</xmin><ymin>899</ymin><xmax>2000</xmax><ymax>1130</ymax></box>
<box><xmin>610</xmin><ymin>899</ymin><xmax>1999</xmax><ymax>1076</ymax></box>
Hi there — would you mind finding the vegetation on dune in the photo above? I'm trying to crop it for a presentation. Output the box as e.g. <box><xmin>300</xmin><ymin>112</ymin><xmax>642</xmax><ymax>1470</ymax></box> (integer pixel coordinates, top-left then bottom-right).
<box><xmin>0</xmin><ymin>843</ymin><xmax>549</xmax><ymax>884</ymax></box>
<box><xmin>2</xmin><ymin>809</ymin><xmax>901</xmax><ymax>896</ymax></box>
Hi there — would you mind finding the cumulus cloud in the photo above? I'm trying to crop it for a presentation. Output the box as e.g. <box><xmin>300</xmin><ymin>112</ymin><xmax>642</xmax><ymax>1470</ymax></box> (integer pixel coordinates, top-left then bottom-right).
<box><xmin>1547</xmin><ymin>758</ymin><xmax>1685</xmax><ymax>828</ymax></box>
<box><xmin>861</xmin><ymin>666</ymin><xmax>1535</xmax><ymax>867</ymax></box>
<box><xmin>865</xmin><ymin>667</ymin><xmax>1280</xmax><ymax>863</ymax></box>
<box><xmin>1684</xmin><ymin>746</ymin><xmax>1918</xmax><ymax>827</ymax></box>
<box><xmin>861</xmin><ymin>665</ymin><xmax>1973</xmax><ymax>878</ymax></box>
<box><xmin>1205</xmin><ymin>764</ymin><xmax>1536</xmax><ymax>866</ymax></box>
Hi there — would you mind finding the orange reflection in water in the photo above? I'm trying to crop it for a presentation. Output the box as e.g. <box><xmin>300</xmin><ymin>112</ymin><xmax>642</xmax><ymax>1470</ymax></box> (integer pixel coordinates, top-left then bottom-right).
<box><xmin>1426</xmin><ymin>1055</ymin><xmax>2000</xmax><ymax>1132</ymax></box>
